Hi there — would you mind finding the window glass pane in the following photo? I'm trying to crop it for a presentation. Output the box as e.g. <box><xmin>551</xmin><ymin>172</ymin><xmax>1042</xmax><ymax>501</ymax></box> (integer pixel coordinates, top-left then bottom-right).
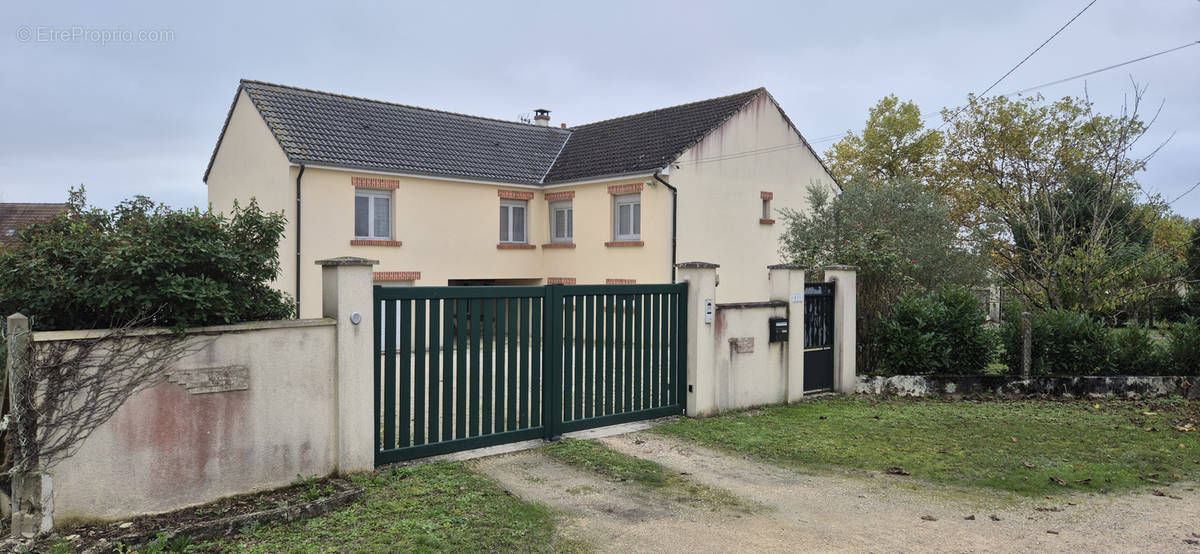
<box><xmin>354</xmin><ymin>196</ymin><xmax>369</xmax><ymax>237</ymax></box>
<box><xmin>633</xmin><ymin>202</ymin><xmax>641</xmax><ymax>236</ymax></box>
<box><xmin>554</xmin><ymin>209</ymin><xmax>566</xmax><ymax>238</ymax></box>
<box><xmin>513</xmin><ymin>206</ymin><xmax>526</xmax><ymax>243</ymax></box>
<box><xmin>567</xmin><ymin>208</ymin><xmax>573</xmax><ymax>238</ymax></box>
<box><xmin>499</xmin><ymin>205</ymin><xmax>509</xmax><ymax>242</ymax></box>
<box><xmin>373</xmin><ymin>197</ymin><xmax>390</xmax><ymax>239</ymax></box>
<box><xmin>618</xmin><ymin>204</ymin><xmax>631</xmax><ymax>236</ymax></box>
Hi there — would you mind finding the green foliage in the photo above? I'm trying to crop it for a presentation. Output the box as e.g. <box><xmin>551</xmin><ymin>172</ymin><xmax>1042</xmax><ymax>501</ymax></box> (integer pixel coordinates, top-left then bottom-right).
<box><xmin>0</xmin><ymin>188</ymin><xmax>294</xmax><ymax>331</ymax></box>
<box><xmin>1155</xmin><ymin>289</ymin><xmax>1200</xmax><ymax>322</ymax></box>
<box><xmin>824</xmin><ymin>95</ymin><xmax>943</xmax><ymax>187</ymax></box>
<box><xmin>874</xmin><ymin>285</ymin><xmax>995</xmax><ymax>375</ymax></box>
<box><xmin>1000</xmin><ymin>309</ymin><xmax>1111</xmax><ymax>376</ymax></box>
<box><xmin>1108</xmin><ymin>325</ymin><xmax>1168</xmax><ymax>375</ymax></box>
<box><xmin>1164</xmin><ymin>317</ymin><xmax>1200</xmax><ymax>376</ymax></box>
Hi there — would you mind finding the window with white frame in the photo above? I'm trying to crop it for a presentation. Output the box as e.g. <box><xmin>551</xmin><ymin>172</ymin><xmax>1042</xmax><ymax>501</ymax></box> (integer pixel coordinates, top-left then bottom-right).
<box><xmin>354</xmin><ymin>189</ymin><xmax>391</xmax><ymax>240</ymax></box>
<box><xmin>550</xmin><ymin>200</ymin><xmax>573</xmax><ymax>243</ymax></box>
<box><xmin>499</xmin><ymin>199</ymin><xmax>528</xmax><ymax>243</ymax></box>
<box><xmin>613</xmin><ymin>193</ymin><xmax>640</xmax><ymax>241</ymax></box>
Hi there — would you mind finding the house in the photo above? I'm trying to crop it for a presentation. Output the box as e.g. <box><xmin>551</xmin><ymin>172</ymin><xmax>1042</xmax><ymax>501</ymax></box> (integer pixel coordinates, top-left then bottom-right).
<box><xmin>0</xmin><ymin>202</ymin><xmax>68</xmax><ymax>247</ymax></box>
<box><xmin>205</xmin><ymin>80</ymin><xmax>837</xmax><ymax>318</ymax></box>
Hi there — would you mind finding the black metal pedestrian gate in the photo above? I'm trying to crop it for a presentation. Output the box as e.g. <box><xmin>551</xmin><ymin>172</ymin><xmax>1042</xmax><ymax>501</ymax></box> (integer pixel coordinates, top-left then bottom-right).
<box><xmin>373</xmin><ymin>283</ymin><xmax>688</xmax><ymax>464</ymax></box>
<box><xmin>803</xmin><ymin>282</ymin><xmax>836</xmax><ymax>392</ymax></box>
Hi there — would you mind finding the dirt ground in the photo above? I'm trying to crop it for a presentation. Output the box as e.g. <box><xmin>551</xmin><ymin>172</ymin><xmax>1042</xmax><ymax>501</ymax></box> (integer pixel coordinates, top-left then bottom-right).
<box><xmin>471</xmin><ymin>432</ymin><xmax>1200</xmax><ymax>553</ymax></box>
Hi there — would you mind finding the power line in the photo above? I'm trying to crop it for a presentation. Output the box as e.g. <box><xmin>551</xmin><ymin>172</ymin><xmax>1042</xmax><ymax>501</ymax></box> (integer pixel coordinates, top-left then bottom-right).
<box><xmin>978</xmin><ymin>0</ymin><xmax>1098</xmax><ymax>97</ymax></box>
<box><xmin>1003</xmin><ymin>40</ymin><xmax>1200</xmax><ymax>96</ymax></box>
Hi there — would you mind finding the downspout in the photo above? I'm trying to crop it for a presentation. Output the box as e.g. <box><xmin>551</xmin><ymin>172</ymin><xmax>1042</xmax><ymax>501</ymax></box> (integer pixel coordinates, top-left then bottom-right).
<box><xmin>295</xmin><ymin>163</ymin><xmax>305</xmax><ymax>318</ymax></box>
<box><xmin>652</xmin><ymin>171</ymin><xmax>678</xmax><ymax>283</ymax></box>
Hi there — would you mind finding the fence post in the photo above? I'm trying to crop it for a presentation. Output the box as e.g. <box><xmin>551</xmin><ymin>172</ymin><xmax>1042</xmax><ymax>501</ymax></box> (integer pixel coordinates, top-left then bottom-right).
<box><xmin>7</xmin><ymin>313</ymin><xmax>53</xmax><ymax>537</ymax></box>
<box><xmin>822</xmin><ymin>266</ymin><xmax>858</xmax><ymax>394</ymax></box>
<box><xmin>675</xmin><ymin>262</ymin><xmax>718</xmax><ymax>417</ymax></box>
<box><xmin>1021</xmin><ymin>311</ymin><xmax>1032</xmax><ymax>379</ymax></box>
<box><xmin>542</xmin><ymin>284</ymin><xmax>563</xmax><ymax>440</ymax></box>
<box><xmin>316</xmin><ymin>257</ymin><xmax>378</xmax><ymax>474</ymax></box>
<box><xmin>769</xmin><ymin>264</ymin><xmax>807</xmax><ymax>402</ymax></box>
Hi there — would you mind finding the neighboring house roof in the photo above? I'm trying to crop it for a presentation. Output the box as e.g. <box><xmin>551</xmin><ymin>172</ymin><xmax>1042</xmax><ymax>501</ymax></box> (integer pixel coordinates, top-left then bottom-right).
<box><xmin>0</xmin><ymin>203</ymin><xmax>68</xmax><ymax>246</ymax></box>
<box><xmin>205</xmin><ymin>80</ymin><xmax>833</xmax><ymax>186</ymax></box>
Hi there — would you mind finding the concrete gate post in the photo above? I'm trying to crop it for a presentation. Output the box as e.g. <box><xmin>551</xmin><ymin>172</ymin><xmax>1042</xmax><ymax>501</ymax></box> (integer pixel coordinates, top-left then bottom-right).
<box><xmin>676</xmin><ymin>262</ymin><xmax>719</xmax><ymax>417</ymax></box>
<box><xmin>769</xmin><ymin>264</ymin><xmax>807</xmax><ymax>402</ymax></box>
<box><xmin>823</xmin><ymin>266</ymin><xmax>858</xmax><ymax>394</ymax></box>
<box><xmin>317</xmin><ymin>257</ymin><xmax>378</xmax><ymax>474</ymax></box>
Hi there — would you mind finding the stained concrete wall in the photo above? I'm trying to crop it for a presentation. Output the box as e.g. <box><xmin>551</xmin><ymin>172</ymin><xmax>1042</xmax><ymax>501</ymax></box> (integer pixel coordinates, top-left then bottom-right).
<box><xmin>713</xmin><ymin>304</ymin><xmax>789</xmax><ymax>411</ymax></box>
<box><xmin>39</xmin><ymin>319</ymin><xmax>338</xmax><ymax>523</ymax></box>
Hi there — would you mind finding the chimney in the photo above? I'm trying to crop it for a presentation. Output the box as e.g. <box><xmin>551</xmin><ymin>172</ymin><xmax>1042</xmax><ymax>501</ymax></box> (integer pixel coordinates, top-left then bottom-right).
<box><xmin>533</xmin><ymin>108</ymin><xmax>550</xmax><ymax>126</ymax></box>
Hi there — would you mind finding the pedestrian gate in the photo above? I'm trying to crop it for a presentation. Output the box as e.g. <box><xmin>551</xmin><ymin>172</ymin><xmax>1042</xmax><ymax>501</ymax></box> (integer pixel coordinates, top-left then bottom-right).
<box><xmin>803</xmin><ymin>282</ymin><xmax>836</xmax><ymax>392</ymax></box>
<box><xmin>373</xmin><ymin>283</ymin><xmax>688</xmax><ymax>464</ymax></box>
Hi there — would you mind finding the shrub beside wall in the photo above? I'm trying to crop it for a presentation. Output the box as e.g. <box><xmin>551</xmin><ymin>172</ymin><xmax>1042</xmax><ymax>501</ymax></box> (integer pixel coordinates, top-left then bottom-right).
<box><xmin>874</xmin><ymin>286</ymin><xmax>995</xmax><ymax>375</ymax></box>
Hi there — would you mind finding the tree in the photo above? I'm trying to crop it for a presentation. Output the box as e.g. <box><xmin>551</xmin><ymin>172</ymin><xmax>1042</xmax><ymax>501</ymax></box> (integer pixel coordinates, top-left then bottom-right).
<box><xmin>824</xmin><ymin>95</ymin><xmax>943</xmax><ymax>188</ymax></box>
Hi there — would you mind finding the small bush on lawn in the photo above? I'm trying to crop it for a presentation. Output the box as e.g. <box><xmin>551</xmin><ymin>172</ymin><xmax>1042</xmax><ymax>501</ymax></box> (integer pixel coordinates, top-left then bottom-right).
<box><xmin>1001</xmin><ymin>309</ymin><xmax>1111</xmax><ymax>376</ymax></box>
<box><xmin>1164</xmin><ymin>316</ymin><xmax>1200</xmax><ymax>376</ymax></box>
<box><xmin>1108</xmin><ymin>325</ymin><xmax>1168</xmax><ymax>375</ymax></box>
<box><xmin>874</xmin><ymin>285</ymin><xmax>994</xmax><ymax>375</ymax></box>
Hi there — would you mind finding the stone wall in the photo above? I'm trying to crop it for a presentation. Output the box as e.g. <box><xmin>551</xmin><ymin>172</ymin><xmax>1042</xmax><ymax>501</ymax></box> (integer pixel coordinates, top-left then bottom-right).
<box><xmin>857</xmin><ymin>374</ymin><xmax>1195</xmax><ymax>399</ymax></box>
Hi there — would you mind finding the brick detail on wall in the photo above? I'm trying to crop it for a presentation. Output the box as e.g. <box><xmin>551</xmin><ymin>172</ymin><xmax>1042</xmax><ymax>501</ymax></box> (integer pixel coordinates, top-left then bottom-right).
<box><xmin>760</xmin><ymin>191</ymin><xmax>774</xmax><ymax>200</ymax></box>
<box><xmin>606</xmin><ymin>278</ymin><xmax>636</xmax><ymax>285</ymax></box>
<box><xmin>547</xmin><ymin>277</ymin><xmax>577</xmax><ymax>285</ymax></box>
<box><xmin>498</xmin><ymin>189</ymin><xmax>535</xmax><ymax>200</ymax></box>
<box><xmin>541</xmin><ymin>242</ymin><xmax>576</xmax><ymax>249</ymax></box>
<box><xmin>544</xmin><ymin>190</ymin><xmax>575</xmax><ymax>201</ymax></box>
<box><xmin>351</xmin><ymin>176</ymin><xmax>400</xmax><ymax>190</ymax></box>
<box><xmin>607</xmin><ymin>183</ymin><xmax>644</xmax><ymax>195</ymax></box>
<box><xmin>604</xmin><ymin>240</ymin><xmax>644</xmax><ymax>247</ymax></box>
<box><xmin>759</xmin><ymin>218</ymin><xmax>776</xmax><ymax>225</ymax></box>
<box><xmin>497</xmin><ymin>243</ymin><xmax>536</xmax><ymax>250</ymax></box>
<box><xmin>350</xmin><ymin>239</ymin><xmax>403</xmax><ymax>247</ymax></box>
<box><xmin>374</xmin><ymin>271</ymin><xmax>421</xmax><ymax>282</ymax></box>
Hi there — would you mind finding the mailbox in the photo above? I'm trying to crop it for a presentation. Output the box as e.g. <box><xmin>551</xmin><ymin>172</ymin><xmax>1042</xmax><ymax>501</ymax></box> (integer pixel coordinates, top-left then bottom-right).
<box><xmin>768</xmin><ymin>317</ymin><xmax>789</xmax><ymax>342</ymax></box>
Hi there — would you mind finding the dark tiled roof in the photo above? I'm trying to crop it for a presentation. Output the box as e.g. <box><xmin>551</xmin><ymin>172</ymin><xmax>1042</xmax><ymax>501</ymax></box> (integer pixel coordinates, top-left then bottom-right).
<box><xmin>0</xmin><ymin>203</ymin><xmax>68</xmax><ymax>246</ymax></box>
<box><xmin>543</xmin><ymin>89</ymin><xmax>764</xmax><ymax>183</ymax></box>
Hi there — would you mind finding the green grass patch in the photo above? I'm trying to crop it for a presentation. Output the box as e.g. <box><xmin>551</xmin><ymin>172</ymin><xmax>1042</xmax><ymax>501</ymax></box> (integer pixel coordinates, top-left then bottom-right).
<box><xmin>202</xmin><ymin>462</ymin><xmax>578</xmax><ymax>553</ymax></box>
<box><xmin>653</xmin><ymin>396</ymin><xmax>1200</xmax><ymax>497</ymax></box>
<box><xmin>541</xmin><ymin>438</ymin><xmax>753</xmax><ymax>511</ymax></box>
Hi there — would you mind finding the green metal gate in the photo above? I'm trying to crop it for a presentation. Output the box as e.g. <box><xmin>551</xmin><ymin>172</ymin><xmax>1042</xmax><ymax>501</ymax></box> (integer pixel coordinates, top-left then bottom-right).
<box><xmin>373</xmin><ymin>283</ymin><xmax>688</xmax><ymax>464</ymax></box>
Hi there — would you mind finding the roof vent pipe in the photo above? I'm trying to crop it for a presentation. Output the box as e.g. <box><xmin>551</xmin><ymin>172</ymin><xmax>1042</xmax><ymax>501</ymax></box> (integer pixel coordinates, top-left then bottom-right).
<box><xmin>533</xmin><ymin>108</ymin><xmax>550</xmax><ymax>126</ymax></box>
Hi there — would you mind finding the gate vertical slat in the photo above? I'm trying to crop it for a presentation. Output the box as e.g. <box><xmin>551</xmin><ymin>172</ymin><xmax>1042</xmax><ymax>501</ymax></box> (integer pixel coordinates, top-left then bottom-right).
<box><xmin>632</xmin><ymin>294</ymin><xmax>641</xmax><ymax>410</ymax></box>
<box><xmin>585</xmin><ymin>295</ymin><xmax>596</xmax><ymax>419</ymax></box>
<box><xmin>481</xmin><ymin>299</ymin><xmax>495</xmax><ymax>435</ymax></box>
<box><xmin>469</xmin><ymin>299</ymin><xmax>483</xmax><ymax>437</ymax></box>
<box><xmin>373</xmin><ymin>292</ymin><xmax>383</xmax><ymax>457</ymax></box>
<box><xmin>653</xmin><ymin>293</ymin><xmax>663</xmax><ymax>408</ymax></box>
<box><xmin>398</xmin><ymin>299</ymin><xmax>411</xmax><ymax>449</ymax></box>
<box><xmin>506</xmin><ymin>296</ymin><xmax>519</xmax><ymax>431</ymax></box>
<box><xmin>667</xmin><ymin>292</ymin><xmax>679</xmax><ymax>407</ymax></box>
<box><xmin>442</xmin><ymin>301</ymin><xmax>454</xmax><ymax>440</ymax></box>
<box><xmin>624</xmin><ymin>295</ymin><xmax>634</xmax><ymax>412</ymax></box>
<box><xmin>543</xmin><ymin>285</ymin><xmax>563</xmax><ymax>439</ymax></box>
<box><xmin>605</xmin><ymin>294</ymin><xmax>615</xmax><ymax>415</ymax></box>
<box><xmin>573</xmin><ymin>294</ymin><xmax>585</xmax><ymax>421</ymax></box>
<box><xmin>518</xmin><ymin>297</ymin><xmax>530</xmax><ymax>429</ymax></box>
<box><xmin>454</xmin><ymin>300</ymin><xmax>468</xmax><ymax>439</ymax></box>
<box><xmin>561</xmin><ymin>296</ymin><xmax>573</xmax><ymax>422</ymax></box>
<box><xmin>676</xmin><ymin>289</ymin><xmax>688</xmax><ymax>410</ymax></box>
<box><xmin>640</xmin><ymin>293</ymin><xmax>650</xmax><ymax>410</ymax></box>
<box><xmin>383</xmin><ymin>300</ymin><xmax>397</xmax><ymax>450</ymax></box>
<box><xmin>414</xmin><ymin>299</ymin><xmax>427</xmax><ymax>446</ymax></box>
<box><xmin>495</xmin><ymin>298</ymin><xmax>507</xmax><ymax>432</ymax></box>
<box><xmin>530</xmin><ymin>296</ymin><xmax>542</xmax><ymax>427</ymax></box>
<box><xmin>427</xmin><ymin>299</ymin><xmax>441</xmax><ymax>445</ymax></box>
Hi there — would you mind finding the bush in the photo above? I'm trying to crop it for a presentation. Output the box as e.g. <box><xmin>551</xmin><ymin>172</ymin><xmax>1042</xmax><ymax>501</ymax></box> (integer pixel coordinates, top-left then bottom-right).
<box><xmin>1001</xmin><ymin>309</ymin><xmax>1111</xmax><ymax>376</ymax></box>
<box><xmin>1108</xmin><ymin>325</ymin><xmax>1168</xmax><ymax>375</ymax></box>
<box><xmin>874</xmin><ymin>285</ymin><xmax>995</xmax><ymax>375</ymax></box>
<box><xmin>1164</xmin><ymin>317</ymin><xmax>1200</xmax><ymax>376</ymax></box>
<box><xmin>1154</xmin><ymin>290</ymin><xmax>1200</xmax><ymax>323</ymax></box>
<box><xmin>0</xmin><ymin>189</ymin><xmax>295</xmax><ymax>331</ymax></box>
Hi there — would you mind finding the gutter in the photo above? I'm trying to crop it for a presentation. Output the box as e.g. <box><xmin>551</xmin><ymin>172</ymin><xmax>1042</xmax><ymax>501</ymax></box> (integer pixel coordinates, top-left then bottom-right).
<box><xmin>652</xmin><ymin>171</ymin><xmax>679</xmax><ymax>283</ymax></box>
<box><xmin>295</xmin><ymin>163</ymin><xmax>305</xmax><ymax>317</ymax></box>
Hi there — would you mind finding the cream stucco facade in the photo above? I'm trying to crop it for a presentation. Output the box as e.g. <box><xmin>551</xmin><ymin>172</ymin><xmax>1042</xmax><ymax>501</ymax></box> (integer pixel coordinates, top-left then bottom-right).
<box><xmin>206</xmin><ymin>89</ymin><xmax>836</xmax><ymax>318</ymax></box>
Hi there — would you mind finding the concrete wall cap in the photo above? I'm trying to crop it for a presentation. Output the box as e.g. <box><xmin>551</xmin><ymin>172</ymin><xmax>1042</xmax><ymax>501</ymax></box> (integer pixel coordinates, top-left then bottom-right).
<box><xmin>821</xmin><ymin>265</ymin><xmax>860</xmax><ymax>271</ymax></box>
<box><xmin>315</xmin><ymin>256</ymin><xmax>379</xmax><ymax>266</ymax></box>
<box><xmin>675</xmin><ymin>261</ymin><xmax>720</xmax><ymax>268</ymax></box>
<box><xmin>767</xmin><ymin>263</ymin><xmax>808</xmax><ymax>270</ymax></box>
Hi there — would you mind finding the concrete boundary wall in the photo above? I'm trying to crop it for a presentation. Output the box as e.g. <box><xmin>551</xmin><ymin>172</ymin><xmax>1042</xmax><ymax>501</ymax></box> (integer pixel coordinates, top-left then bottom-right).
<box><xmin>857</xmin><ymin>374</ymin><xmax>1194</xmax><ymax>399</ymax></box>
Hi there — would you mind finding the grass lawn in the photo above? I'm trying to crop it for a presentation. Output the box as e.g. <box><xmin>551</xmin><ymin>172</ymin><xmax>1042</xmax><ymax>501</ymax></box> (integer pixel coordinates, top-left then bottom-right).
<box><xmin>654</xmin><ymin>396</ymin><xmax>1200</xmax><ymax>496</ymax></box>
<box><xmin>198</xmin><ymin>462</ymin><xmax>575</xmax><ymax>553</ymax></box>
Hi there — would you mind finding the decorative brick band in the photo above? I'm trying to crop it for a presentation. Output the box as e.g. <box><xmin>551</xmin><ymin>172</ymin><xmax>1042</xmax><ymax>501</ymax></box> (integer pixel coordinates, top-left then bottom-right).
<box><xmin>545</xmin><ymin>190</ymin><xmax>575</xmax><ymax>201</ymax></box>
<box><xmin>351</xmin><ymin>239</ymin><xmax>403</xmax><ymax>247</ymax></box>
<box><xmin>607</xmin><ymin>183</ymin><xmax>644</xmax><ymax>195</ymax></box>
<box><xmin>497</xmin><ymin>243</ymin><xmax>536</xmax><ymax>250</ymax></box>
<box><xmin>541</xmin><ymin>242</ymin><xmax>576</xmax><ymax>249</ymax></box>
<box><xmin>604</xmin><ymin>240</ymin><xmax>644</xmax><ymax>247</ymax></box>
<box><xmin>761</xmin><ymin>191</ymin><xmax>774</xmax><ymax>200</ymax></box>
<box><xmin>374</xmin><ymin>271</ymin><xmax>421</xmax><ymax>282</ymax></box>
<box><xmin>352</xmin><ymin>177</ymin><xmax>400</xmax><ymax>190</ymax></box>
<box><xmin>498</xmin><ymin>189</ymin><xmax>535</xmax><ymax>200</ymax></box>
<box><xmin>759</xmin><ymin>218</ymin><xmax>776</xmax><ymax>225</ymax></box>
<box><xmin>547</xmin><ymin>277</ymin><xmax>577</xmax><ymax>285</ymax></box>
<box><xmin>606</xmin><ymin>278</ymin><xmax>637</xmax><ymax>285</ymax></box>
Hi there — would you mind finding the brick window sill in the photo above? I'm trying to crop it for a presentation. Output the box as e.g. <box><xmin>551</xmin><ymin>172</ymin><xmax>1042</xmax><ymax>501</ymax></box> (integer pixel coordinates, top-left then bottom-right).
<box><xmin>604</xmin><ymin>241</ymin><xmax>644</xmax><ymax>247</ymax></box>
<box><xmin>759</xmin><ymin>218</ymin><xmax>776</xmax><ymax>225</ymax></box>
<box><xmin>541</xmin><ymin>242</ymin><xmax>577</xmax><ymax>249</ymax></box>
<box><xmin>351</xmin><ymin>239</ymin><xmax>403</xmax><ymax>247</ymax></box>
<box><xmin>497</xmin><ymin>243</ymin><xmax>536</xmax><ymax>250</ymax></box>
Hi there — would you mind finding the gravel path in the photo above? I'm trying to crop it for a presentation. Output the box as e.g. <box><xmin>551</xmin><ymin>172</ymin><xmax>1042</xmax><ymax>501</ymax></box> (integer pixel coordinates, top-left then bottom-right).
<box><xmin>471</xmin><ymin>431</ymin><xmax>1200</xmax><ymax>553</ymax></box>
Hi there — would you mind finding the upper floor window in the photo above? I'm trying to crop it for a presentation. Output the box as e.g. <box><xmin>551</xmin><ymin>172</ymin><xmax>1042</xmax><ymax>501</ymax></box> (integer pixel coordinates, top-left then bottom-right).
<box><xmin>613</xmin><ymin>193</ymin><xmax>640</xmax><ymax>241</ymax></box>
<box><xmin>355</xmin><ymin>189</ymin><xmax>391</xmax><ymax>240</ymax></box>
<box><xmin>550</xmin><ymin>200</ymin><xmax>573</xmax><ymax>243</ymax></box>
<box><xmin>499</xmin><ymin>199</ymin><xmax>527</xmax><ymax>243</ymax></box>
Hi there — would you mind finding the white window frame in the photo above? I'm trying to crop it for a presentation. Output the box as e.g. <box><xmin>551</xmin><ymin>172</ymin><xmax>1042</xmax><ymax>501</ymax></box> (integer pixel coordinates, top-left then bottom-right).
<box><xmin>550</xmin><ymin>200</ymin><xmax>573</xmax><ymax>243</ymax></box>
<box><xmin>499</xmin><ymin>199</ymin><xmax>528</xmax><ymax>244</ymax></box>
<box><xmin>762</xmin><ymin>197</ymin><xmax>772</xmax><ymax>219</ymax></box>
<box><xmin>354</xmin><ymin>189</ymin><xmax>392</xmax><ymax>240</ymax></box>
<box><xmin>613</xmin><ymin>193</ymin><xmax>641</xmax><ymax>241</ymax></box>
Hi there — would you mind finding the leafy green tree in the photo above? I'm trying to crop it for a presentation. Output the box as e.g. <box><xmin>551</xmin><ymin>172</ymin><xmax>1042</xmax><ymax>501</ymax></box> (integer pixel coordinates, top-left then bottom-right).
<box><xmin>825</xmin><ymin>95</ymin><xmax>942</xmax><ymax>189</ymax></box>
<box><xmin>0</xmin><ymin>188</ymin><xmax>295</xmax><ymax>331</ymax></box>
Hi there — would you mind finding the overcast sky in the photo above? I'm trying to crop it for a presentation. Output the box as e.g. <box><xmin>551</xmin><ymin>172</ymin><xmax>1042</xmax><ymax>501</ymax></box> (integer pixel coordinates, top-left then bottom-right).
<box><xmin>2</xmin><ymin>1</ymin><xmax>1198</xmax><ymax>216</ymax></box>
